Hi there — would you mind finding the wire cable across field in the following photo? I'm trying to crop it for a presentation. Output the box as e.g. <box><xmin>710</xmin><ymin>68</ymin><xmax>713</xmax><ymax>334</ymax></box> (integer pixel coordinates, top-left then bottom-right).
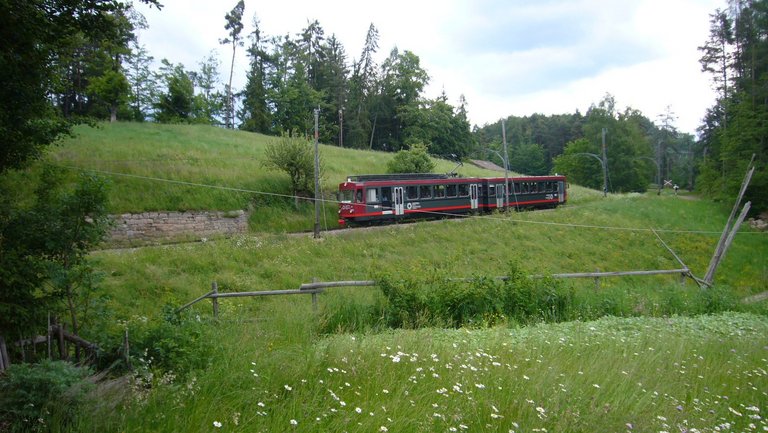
<box><xmin>60</xmin><ymin>164</ymin><xmax>767</xmax><ymax>237</ymax></box>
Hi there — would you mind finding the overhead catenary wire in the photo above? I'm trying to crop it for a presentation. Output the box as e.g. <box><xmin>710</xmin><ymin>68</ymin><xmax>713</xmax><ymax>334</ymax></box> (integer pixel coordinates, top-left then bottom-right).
<box><xmin>58</xmin><ymin>164</ymin><xmax>767</xmax><ymax>237</ymax></box>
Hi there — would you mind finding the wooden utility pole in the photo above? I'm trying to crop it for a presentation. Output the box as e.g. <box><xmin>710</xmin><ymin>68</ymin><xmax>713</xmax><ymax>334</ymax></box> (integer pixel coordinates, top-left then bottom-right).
<box><xmin>313</xmin><ymin>108</ymin><xmax>321</xmax><ymax>239</ymax></box>
<box><xmin>501</xmin><ymin>118</ymin><xmax>510</xmax><ymax>210</ymax></box>
<box><xmin>601</xmin><ymin>128</ymin><xmax>608</xmax><ymax>197</ymax></box>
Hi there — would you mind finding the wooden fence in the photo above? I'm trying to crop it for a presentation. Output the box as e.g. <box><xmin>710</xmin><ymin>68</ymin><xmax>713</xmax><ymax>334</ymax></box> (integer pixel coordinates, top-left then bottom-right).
<box><xmin>178</xmin><ymin>267</ymin><xmax>695</xmax><ymax>319</ymax></box>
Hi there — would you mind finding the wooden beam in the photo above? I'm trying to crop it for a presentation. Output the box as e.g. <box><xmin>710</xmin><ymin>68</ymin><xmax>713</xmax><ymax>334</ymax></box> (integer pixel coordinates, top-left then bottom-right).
<box><xmin>705</xmin><ymin>158</ymin><xmax>755</xmax><ymax>283</ymax></box>
<box><xmin>705</xmin><ymin>201</ymin><xmax>751</xmax><ymax>285</ymax></box>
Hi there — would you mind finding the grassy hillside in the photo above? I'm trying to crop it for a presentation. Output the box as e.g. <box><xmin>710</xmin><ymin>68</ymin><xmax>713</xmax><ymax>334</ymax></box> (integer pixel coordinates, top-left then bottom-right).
<box><xmin>77</xmin><ymin>312</ymin><xmax>768</xmax><ymax>433</ymax></box>
<box><xmin>35</xmin><ymin>122</ymin><xmax>514</xmax><ymax>232</ymax></box>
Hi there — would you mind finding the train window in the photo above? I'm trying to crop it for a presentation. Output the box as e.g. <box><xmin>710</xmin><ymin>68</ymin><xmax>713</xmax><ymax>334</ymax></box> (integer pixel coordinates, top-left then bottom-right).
<box><xmin>340</xmin><ymin>190</ymin><xmax>354</xmax><ymax>203</ymax></box>
<box><xmin>514</xmin><ymin>182</ymin><xmax>521</xmax><ymax>194</ymax></box>
<box><xmin>488</xmin><ymin>184</ymin><xmax>496</xmax><ymax>198</ymax></box>
<box><xmin>406</xmin><ymin>186</ymin><xmax>418</xmax><ymax>200</ymax></box>
<box><xmin>366</xmin><ymin>188</ymin><xmax>379</xmax><ymax>203</ymax></box>
<box><xmin>434</xmin><ymin>184</ymin><xmax>446</xmax><ymax>198</ymax></box>
<box><xmin>419</xmin><ymin>185</ymin><xmax>432</xmax><ymax>199</ymax></box>
<box><xmin>355</xmin><ymin>189</ymin><xmax>363</xmax><ymax>203</ymax></box>
<box><xmin>458</xmin><ymin>184</ymin><xmax>469</xmax><ymax>197</ymax></box>
<box><xmin>447</xmin><ymin>184</ymin><xmax>457</xmax><ymax>197</ymax></box>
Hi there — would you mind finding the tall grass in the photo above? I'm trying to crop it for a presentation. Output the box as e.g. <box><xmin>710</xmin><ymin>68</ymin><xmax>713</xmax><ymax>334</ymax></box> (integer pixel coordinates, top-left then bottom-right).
<box><xmin>74</xmin><ymin>312</ymin><xmax>768</xmax><ymax>433</ymax></box>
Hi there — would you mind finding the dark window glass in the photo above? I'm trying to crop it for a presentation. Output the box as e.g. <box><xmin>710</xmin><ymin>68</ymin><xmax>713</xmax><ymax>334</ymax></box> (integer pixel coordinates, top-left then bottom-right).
<box><xmin>447</xmin><ymin>184</ymin><xmax>457</xmax><ymax>197</ymax></box>
<box><xmin>434</xmin><ymin>184</ymin><xmax>446</xmax><ymax>198</ymax></box>
<box><xmin>406</xmin><ymin>186</ymin><xmax>418</xmax><ymax>200</ymax></box>
<box><xmin>419</xmin><ymin>185</ymin><xmax>432</xmax><ymax>199</ymax></box>
<box><xmin>458</xmin><ymin>184</ymin><xmax>469</xmax><ymax>197</ymax></box>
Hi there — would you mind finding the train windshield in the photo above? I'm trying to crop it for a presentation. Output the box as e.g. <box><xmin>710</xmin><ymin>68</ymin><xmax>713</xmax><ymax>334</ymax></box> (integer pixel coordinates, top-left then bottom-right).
<box><xmin>340</xmin><ymin>189</ymin><xmax>354</xmax><ymax>203</ymax></box>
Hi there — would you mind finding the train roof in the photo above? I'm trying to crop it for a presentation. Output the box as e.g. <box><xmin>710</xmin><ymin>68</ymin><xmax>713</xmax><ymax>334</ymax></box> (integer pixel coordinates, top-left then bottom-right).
<box><xmin>346</xmin><ymin>173</ymin><xmax>459</xmax><ymax>182</ymax></box>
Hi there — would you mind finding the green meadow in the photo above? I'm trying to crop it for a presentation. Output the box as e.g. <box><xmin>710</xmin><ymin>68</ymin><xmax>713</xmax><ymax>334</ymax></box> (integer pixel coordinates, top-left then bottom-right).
<box><xmin>7</xmin><ymin>122</ymin><xmax>768</xmax><ymax>432</ymax></box>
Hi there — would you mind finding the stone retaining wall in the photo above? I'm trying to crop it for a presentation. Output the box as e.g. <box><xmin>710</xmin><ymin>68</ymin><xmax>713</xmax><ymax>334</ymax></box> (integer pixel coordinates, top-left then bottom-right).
<box><xmin>110</xmin><ymin>210</ymin><xmax>248</xmax><ymax>243</ymax></box>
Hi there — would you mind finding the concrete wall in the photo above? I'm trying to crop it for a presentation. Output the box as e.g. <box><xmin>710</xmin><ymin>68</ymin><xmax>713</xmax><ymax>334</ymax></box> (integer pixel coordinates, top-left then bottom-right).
<box><xmin>110</xmin><ymin>210</ymin><xmax>248</xmax><ymax>243</ymax></box>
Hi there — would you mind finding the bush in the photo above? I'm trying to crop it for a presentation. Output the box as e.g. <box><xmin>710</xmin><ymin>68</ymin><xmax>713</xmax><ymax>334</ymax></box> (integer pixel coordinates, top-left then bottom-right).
<box><xmin>375</xmin><ymin>263</ymin><xmax>573</xmax><ymax>329</ymax></box>
<box><xmin>0</xmin><ymin>360</ymin><xmax>93</xmax><ymax>432</ymax></box>
<box><xmin>386</xmin><ymin>142</ymin><xmax>435</xmax><ymax>174</ymax></box>
<box><xmin>127</xmin><ymin>307</ymin><xmax>215</xmax><ymax>381</ymax></box>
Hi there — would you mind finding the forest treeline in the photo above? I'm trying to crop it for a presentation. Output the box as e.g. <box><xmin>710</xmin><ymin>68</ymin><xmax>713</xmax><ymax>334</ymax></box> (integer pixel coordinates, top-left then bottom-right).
<box><xmin>1</xmin><ymin>0</ymin><xmax>765</xmax><ymax>211</ymax></box>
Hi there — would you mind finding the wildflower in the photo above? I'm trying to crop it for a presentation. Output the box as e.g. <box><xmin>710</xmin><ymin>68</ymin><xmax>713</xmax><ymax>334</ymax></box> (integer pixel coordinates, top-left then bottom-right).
<box><xmin>523</xmin><ymin>375</ymin><xmax>530</xmax><ymax>380</ymax></box>
<box><xmin>593</xmin><ymin>384</ymin><xmax>600</xmax><ymax>389</ymax></box>
<box><xmin>284</xmin><ymin>384</ymin><xmax>293</xmax><ymax>391</ymax></box>
<box><xmin>355</xmin><ymin>407</ymin><xmax>362</xmax><ymax>414</ymax></box>
<box><xmin>290</xmin><ymin>419</ymin><xmax>298</xmax><ymax>426</ymax></box>
<box><xmin>213</xmin><ymin>421</ymin><xmax>222</xmax><ymax>428</ymax></box>
<box><xmin>379</xmin><ymin>427</ymin><xmax>388</xmax><ymax>432</ymax></box>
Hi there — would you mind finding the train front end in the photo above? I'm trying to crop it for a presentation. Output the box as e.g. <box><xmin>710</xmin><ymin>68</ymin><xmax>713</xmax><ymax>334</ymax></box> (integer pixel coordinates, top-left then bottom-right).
<box><xmin>338</xmin><ymin>180</ymin><xmax>363</xmax><ymax>227</ymax></box>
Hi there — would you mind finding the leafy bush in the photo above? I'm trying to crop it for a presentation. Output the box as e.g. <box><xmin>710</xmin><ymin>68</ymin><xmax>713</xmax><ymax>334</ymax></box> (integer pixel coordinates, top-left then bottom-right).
<box><xmin>0</xmin><ymin>360</ymin><xmax>93</xmax><ymax>432</ymax></box>
<box><xmin>127</xmin><ymin>307</ymin><xmax>215</xmax><ymax>381</ymax></box>
<box><xmin>386</xmin><ymin>142</ymin><xmax>435</xmax><ymax>174</ymax></box>
<box><xmin>375</xmin><ymin>263</ymin><xmax>573</xmax><ymax>329</ymax></box>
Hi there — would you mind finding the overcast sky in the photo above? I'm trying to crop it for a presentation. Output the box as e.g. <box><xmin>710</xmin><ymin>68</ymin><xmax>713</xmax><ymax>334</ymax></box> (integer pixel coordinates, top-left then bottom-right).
<box><xmin>134</xmin><ymin>0</ymin><xmax>723</xmax><ymax>135</ymax></box>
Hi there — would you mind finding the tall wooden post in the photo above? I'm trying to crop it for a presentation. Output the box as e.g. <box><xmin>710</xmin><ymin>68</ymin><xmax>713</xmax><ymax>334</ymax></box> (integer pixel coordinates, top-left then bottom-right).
<box><xmin>313</xmin><ymin>108</ymin><xmax>321</xmax><ymax>239</ymax></box>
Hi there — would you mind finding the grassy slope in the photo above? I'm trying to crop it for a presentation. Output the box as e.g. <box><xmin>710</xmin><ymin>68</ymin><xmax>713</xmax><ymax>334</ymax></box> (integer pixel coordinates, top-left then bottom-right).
<box><xmin>83</xmin><ymin>312</ymin><xmax>767</xmax><ymax>433</ymax></box>
<box><xmin>43</xmin><ymin>122</ymin><xmax>504</xmax><ymax>232</ymax></box>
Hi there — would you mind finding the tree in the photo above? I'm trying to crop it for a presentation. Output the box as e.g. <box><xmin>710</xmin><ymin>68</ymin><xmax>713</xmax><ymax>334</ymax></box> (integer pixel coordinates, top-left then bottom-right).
<box><xmin>239</xmin><ymin>15</ymin><xmax>272</xmax><ymax>133</ymax></box>
<box><xmin>1</xmin><ymin>166</ymin><xmax>110</xmax><ymax>342</ymax></box>
<box><xmin>87</xmin><ymin>69</ymin><xmax>130</xmax><ymax>122</ymax></box>
<box><xmin>509</xmin><ymin>143</ymin><xmax>547</xmax><ymax>175</ymax></box>
<box><xmin>221</xmin><ymin>0</ymin><xmax>245</xmax><ymax>129</ymax></box>
<box><xmin>193</xmin><ymin>51</ymin><xmax>224</xmax><ymax>125</ymax></box>
<box><xmin>155</xmin><ymin>60</ymin><xmax>196</xmax><ymax>123</ymax></box>
<box><xmin>386</xmin><ymin>142</ymin><xmax>435</xmax><ymax>173</ymax></box>
<box><xmin>125</xmin><ymin>42</ymin><xmax>158</xmax><ymax>121</ymax></box>
<box><xmin>697</xmin><ymin>0</ymin><xmax>768</xmax><ymax>212</ymax></box>
<box><xmin>0</xmin><ymin>0</ymin><xmax>157</xmax><ymax>173</ymax></box>
<box><xmin>261</xmin><ymin>133</ymin><xmax>317</xmax><ymax>205</ymax></box>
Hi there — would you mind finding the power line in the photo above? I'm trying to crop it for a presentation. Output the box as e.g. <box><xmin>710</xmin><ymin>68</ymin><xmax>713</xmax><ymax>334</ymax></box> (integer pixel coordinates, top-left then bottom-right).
<box><xmin>59</xmin><ymin>165</ymin><xmax>767</xmax><ymax>237</ymax></box>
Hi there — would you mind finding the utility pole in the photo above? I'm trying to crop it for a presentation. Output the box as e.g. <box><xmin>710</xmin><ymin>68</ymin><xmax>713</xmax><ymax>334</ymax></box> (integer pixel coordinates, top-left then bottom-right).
<box><xmin>501</xmin><ymin>118</ymin><xmax>510</xmax><ymax>210</ymax></box>
<box><xmin>338</xmin><ymin>109</ymin><xmax>343</xmax><ymax>148</ymax></box>
<box><xmin>601</xmin><ymin>128</ymin><xmax>608</xmax><ymax>197</ymax></box>
<box><xmin>313</xmin><ymin>108</ymin><xmax>321</xmax><ymax>239</ymax></box>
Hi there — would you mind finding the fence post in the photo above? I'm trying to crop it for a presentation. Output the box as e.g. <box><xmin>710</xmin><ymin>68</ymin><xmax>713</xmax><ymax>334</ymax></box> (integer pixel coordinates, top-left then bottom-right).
<box><xmin>212</xmin><ymin>281</ymin><xmax>219</xmax><ymax>319</ymax></box>
<box><xmin>311</xmin><ymin>277</ymin><xmax>318</xmax><ymax>312</ymax></box>
<box><xmin>594</xmin><ymin>268</ymin><xmax>601</xmax><ymax>290</ymax></box>
<box><xmin>123</xmin><ymin>328</ymin><xmax>131</xmax><ymax>368</ymax></box>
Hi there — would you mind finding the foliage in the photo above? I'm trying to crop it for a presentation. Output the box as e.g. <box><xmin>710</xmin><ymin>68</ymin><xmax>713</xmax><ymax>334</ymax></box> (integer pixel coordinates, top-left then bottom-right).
<box><xmin>697</xmin><ymin>1</ymin><xmax>768</xmax><ymax>213</ymax></box>
<box><xmin>154</xmin><ymin>60</ymin><xmax>196</xmax><ymax>123</ymax></box>
<box><xmin>220</xmin><ymin>0</ymin><xmax>245</xmax><ymax>129</ymax></box>
<box><xmin>127</xmin><ymin>307</ymin><xmax>215</xmax><ymax>380</ymax></box>
<box><xmin>0</xmin><ymin>360</ymin><xmax>93</xmax><ymax>432</ymax></box>
<box><xmin>0</xmin><ymin>165</ymin><xmax>111</xmax><ymax>340</ymax></box>
<box><xmin>0</xmin><ymin>0</ymin><xmax>158</xmax><ymax>172</ymax></box>
<box><xmin>261</xmin><ymin>133</ymin><xmax>318</xmax><ymax>199</ymax></box>
<box><xmin>509</xmin><ymin>142</ymin><xmax>548</xmax><ymax>175</ymax></box>
<box><xmin>386</xmin><ymin>142</ymin><xmax>436</xmax><ymax>173</ymax></box>
<box><xmin>375</xmin><ymin>263</ymin><xmax>573</xmax><ymax>328</ymax></box>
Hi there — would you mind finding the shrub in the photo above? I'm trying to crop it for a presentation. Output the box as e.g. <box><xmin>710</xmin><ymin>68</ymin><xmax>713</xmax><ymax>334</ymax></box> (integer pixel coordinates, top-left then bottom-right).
<box><xmin>0</xmin><ymin>360</ymin><xmax>93</xmax><ymax>432</ymax></box>
<box><xmin>386</xmin><ymin>142</ymin><xmax>435</xmax><ymax>174</ymax></box>
<box><xmin>127</xmin><ymin>307</ymin><xmax>215</xmax><ymax>381</ymax></box>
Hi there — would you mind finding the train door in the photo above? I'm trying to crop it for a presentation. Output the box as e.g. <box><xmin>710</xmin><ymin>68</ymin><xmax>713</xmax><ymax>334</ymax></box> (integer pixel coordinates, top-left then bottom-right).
<box><xmin>470</xmin><ymin>184</ymin><xmax>479</xmax><ymax>210</ymax></box>
<box><xmin>496</xmin><ymin>183</ymin><xmax>505</xmax><ymax>208</ymax></box>
<box><xmin>558</xmin><ymin>181</ymin><xmax>565</xmax><ymax>203</ymax></box>
<box><xmin>393</xmin><ymin>187</ymin><xmax>405</xmax><ymax>215</ymax></box>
